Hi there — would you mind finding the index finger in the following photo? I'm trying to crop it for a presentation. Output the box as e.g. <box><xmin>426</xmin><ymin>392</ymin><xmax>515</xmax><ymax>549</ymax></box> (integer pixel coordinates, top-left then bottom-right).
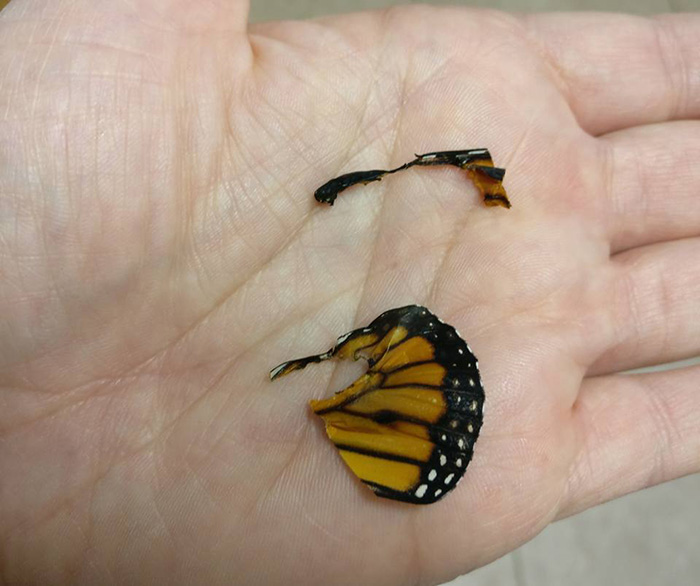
<box><xmin>526</xmin><ymin>13</ymin><xmax>700</xmax><ymax>136</ymax></box>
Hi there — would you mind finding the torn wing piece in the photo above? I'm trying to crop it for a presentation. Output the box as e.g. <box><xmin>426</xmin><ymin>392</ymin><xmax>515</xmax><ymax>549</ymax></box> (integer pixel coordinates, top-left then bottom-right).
<box><xmin>411</xmin><ymin>149</ymin><xmax>511</xmax><ymax>209</ymax></box>
<box><xmin>313</xmin><ymin>148</ymin><xmax>511</xmax><ymax>208</ymax></box>
<box><xmin>270</xmin><ymin>305</ymin><xmax>484</xmax><ymax>505</ymax></box>
<box><xmin>313</xmin><ymin>164</ymin><xmax>412</xmax><ymax>205</ymax></box>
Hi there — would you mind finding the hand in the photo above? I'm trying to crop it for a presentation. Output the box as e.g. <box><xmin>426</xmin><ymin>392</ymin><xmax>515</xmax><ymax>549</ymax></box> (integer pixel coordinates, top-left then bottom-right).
<box><xmin>1</xmin><ymin>3</ymin><xmax>698</xmax><ymax>584</ymax></box>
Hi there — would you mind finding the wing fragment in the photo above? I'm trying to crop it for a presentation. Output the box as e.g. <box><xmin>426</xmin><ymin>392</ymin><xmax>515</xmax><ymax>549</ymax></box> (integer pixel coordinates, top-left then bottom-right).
<box><xmin>313</xmin><ymin>149</ymin><xmax>511</xmax><ymax>208</ymax></box>
<box><xmin>270</xmin><ymin>305</ymin><xmax>484</xmax><ymax>504</ymax></box>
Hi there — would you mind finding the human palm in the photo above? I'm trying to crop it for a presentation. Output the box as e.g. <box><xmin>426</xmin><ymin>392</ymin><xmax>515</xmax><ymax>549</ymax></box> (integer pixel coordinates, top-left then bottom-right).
<box><xmin>1</xmin><ymin>2</ymin><xmax>699</xmax><ymax>584</ymax></box>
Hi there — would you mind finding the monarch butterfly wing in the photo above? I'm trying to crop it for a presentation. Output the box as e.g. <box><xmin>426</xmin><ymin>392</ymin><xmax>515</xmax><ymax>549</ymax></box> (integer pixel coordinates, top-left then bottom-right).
<box><xmin>376</xmin><ymin>306</ymin><xmax>484</xmax><ymax>502</ymax></box>
<box><xmin>312</xmin><ymin>305</ymin><xmax>484</xmax><ymax>504</ymax></box>
<box><xmin>271</xmin><ymin>305</ymin><xmax>484</xmax><ymax>504</ymax></box>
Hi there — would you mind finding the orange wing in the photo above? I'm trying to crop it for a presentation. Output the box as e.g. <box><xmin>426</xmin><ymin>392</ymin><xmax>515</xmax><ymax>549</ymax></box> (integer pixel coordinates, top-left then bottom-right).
<box><xmin>270</xmin><ymin>305</ymin><xmax>484</xmax><ymax>504</ymax></box>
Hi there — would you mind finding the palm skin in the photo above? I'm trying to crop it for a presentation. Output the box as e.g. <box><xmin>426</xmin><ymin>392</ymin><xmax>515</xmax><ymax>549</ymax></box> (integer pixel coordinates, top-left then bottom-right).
<box><xmin>1</xmin><ymin>2</ymin><xmax>699</xmax><ymax>584</ymax></box>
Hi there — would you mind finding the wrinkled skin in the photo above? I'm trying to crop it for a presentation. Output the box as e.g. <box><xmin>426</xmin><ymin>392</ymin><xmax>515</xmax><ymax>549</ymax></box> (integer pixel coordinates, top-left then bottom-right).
<box><xmin>1</xmin><ymin>1</ymin><xmax>699</xmax><ymax>584</ymax></box>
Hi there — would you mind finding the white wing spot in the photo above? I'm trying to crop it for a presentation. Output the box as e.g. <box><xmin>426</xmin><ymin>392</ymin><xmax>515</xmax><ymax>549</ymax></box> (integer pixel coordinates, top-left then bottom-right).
<box><xmin>440</xmin><ymin>455</ymin><xmax>447</xmax><ymax>466</ymax></box>
<box><xmin>450</xmin><ymin>420</ymin><xmax>458</xmax><ymax>428</ymax></box>
<box><xmin>469</xmin><ymin>378</ymin><xmax>475</xmax><ymax>387</ymax></box>
<box><xmin>469</xmin><ymin>400</ymin><xmax>478</xmax><ymax>412</ymax></box>
<box><xmin>458</xmin><ymin>438</ymin><xmax>465</xmax><ymax>449</ymax></box>
<box><xmin>458</xmin><ymin>348</ymin><xmax>464</xmax><ymax>355</ymax></box>
<box><xmin>467</xmin><ymin>423</ymin><xmax>474</xmax><ymax>434</ymax></box>
<box><xmin>445</xmin><ymin>473</ymin><xmax>455</xmax><ymax>485</ymax></box>
<box><xmin>269</xmin><ymin>363</ymin><xmax>286</xmax><ymax>380</ymax></box>
<box><xmin>415</xmin><ymin>484</ymin><xmax>428</xmax><ymax>498</ymax></box>
<box><xmin>336</xmin><ymin>331</ymin><xmax>353</xmax><ymax>345</ymax></box>
<box><xmin>441</xmin><ymin>434</ymin><xmax>447</xmax><ymax>441</ymax></box>
<box><xmin>456</xmin><ymin>458</ymin><xmax>463</xmax><ymax>467</ymax></box>
<box><xmin>434</xmin><ymin>489</ymin><xmax>443</xmax><ymax>497</ymax></box>
<box><xmin>456</xmin><ymin>396</ymin><xmax>461</xmax><ymax>404</ymax></box>
<box><xmin>428</xmin><ymin>469</ymin><xmax>437</xmax><ymax>481</ymax></box>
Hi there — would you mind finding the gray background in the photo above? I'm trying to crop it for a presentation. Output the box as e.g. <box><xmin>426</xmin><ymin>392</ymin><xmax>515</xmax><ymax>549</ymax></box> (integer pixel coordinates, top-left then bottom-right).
<box><xmin>250</xmin><ymin>0</ymin><xmax>700</xmax><ymax>20</ymax></box>
<box><xmin>249</xmin><ymin>1</ymin><xmax>700</xmax><ymax>586</ymax></box>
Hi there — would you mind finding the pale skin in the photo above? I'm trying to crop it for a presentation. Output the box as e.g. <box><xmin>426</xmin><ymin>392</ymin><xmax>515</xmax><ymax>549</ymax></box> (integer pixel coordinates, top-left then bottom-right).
<box><xmin>1</xmin><ymin>1</ymin><xmax>699</xmax><ymax>584</ymax></box>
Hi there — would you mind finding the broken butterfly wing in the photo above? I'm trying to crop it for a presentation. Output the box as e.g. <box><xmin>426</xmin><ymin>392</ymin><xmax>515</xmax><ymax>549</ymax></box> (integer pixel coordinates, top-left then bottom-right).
<box><xmin>313</xmin><ymin>148</ymin><xmax>511</xmax><ymax>209</ymax></box>
<box><xmin>270</xmin><ymin>305</ymin><xmax>484</xmax><ymax>504</ymax></box>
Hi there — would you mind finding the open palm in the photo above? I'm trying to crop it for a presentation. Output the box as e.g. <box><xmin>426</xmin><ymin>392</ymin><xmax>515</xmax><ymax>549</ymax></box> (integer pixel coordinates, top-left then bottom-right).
<box><xmin>1</xmin><ymin>2</ymin><xmax>699</xmax><ymax>584</ymax></box>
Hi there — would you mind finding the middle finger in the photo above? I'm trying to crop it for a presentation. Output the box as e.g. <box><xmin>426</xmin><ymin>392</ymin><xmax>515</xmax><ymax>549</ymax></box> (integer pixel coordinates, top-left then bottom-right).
<box><xmin>589</xmin><ymin>237</ymin><xmax>700</xmax><ymax>376</ymax></box>
<box><xmin>599</xmin><ymin>120</ymin><xmax>700</xmax><ymax>254</ymax></box>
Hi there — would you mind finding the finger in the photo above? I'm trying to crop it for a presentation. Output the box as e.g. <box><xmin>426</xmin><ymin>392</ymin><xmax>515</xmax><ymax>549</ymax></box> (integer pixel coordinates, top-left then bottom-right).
<box><xmin>601</xmin><ymin>120</ymin><xmax>700</xmax><ymax>253</ymax></box>
<box><xmin>526</xmin><ymin>13</ymin><xmax>700</xmax><ymax>135</ymax></box>
<box><xmin>558</xmin><ymin>365</ymin><xmax>700</xmax><ymax>519</ymax></box>
<box><xmin>590</xmin><ymin>238</ymin><xmax>700</xmax><ymax>376</ymax></box>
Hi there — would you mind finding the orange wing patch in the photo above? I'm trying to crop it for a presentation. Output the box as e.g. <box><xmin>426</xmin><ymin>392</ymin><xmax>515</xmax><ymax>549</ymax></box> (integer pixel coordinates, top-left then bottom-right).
<box><xmin>369</xmin><ymin>326</ymin><xmax>409</xmax><ymax>363</ymax></box>
<box><xmin>373</xmin><ymin>335</ymin><xmax>434</xmax><ymax>371</ymax></box>
<box><xmin>337</xmin><ymin>451</ymin><xmax>421</xmax><ymax>492</ymax></box>
<box><xmin>322</xmin><ymin>411</ymin><xmax>435</xmax><ymax>462</ymax></box>
<box><xmin>383</xmin><ymin>363</ymin><xmax>446</xmax><ymax>388</ymax></box>
<box><xmin>344</xmin><ymin>387</ymin><xmax>447</xmax><ymax>423</ymax></box>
